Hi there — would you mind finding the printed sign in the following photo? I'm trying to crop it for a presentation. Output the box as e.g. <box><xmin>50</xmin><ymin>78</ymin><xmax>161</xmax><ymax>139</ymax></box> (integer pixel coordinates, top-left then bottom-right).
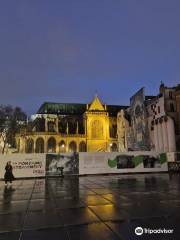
<box><xmin>0</xmin><ymin>154</ymin><xmax>46</xmax><ymax>179</ymax></box>
<box><xmin>79</xmin><ymin>152</ymin><xmax>168</xmax><ymax>175</ymax></box>
<box><xmin>46</xmin><ymin>153</ymin><xmax>79</xmax><ymax>176</ymax></box>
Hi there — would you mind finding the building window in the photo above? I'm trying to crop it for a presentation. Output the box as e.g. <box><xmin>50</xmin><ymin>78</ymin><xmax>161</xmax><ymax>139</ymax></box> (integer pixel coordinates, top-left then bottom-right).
<box><xmin>47</xmin><ymin>137</ymin><xmax>56</xmax><ymax>153</ymax></box>
<box><xmin>48</xmin><ymin>121</ymin><xmax>55</xmax><ymax>132</ymax></box>
<box><xmin>35</xmin><ymin>138</ymin><xmax>44</xmax><ymax>153</ymax></box>
<box><xmin>79</xmin><ymin>141</ymin><xmax>86</xmax><ymax>152</ymax></box>
<box><xmin>158</xmin><ymin>106</ymin><xmax>160</xmax><ymax>113</ymax></box>
<box><xmin>169</xmin><ymin>91</ymin><xmax>173</xmax><ymax>99</ymax></box>
<box><xmin>69</xmin><ymin>141</ymin><xmax>77</xmax><ymax>152</ymax></box>
<box><xmin>26</xmin><ymin>138</ymin><xmax>34</xmax><ymax>153</ymax></box>
<box><xmin>110</xmin><ymin>143</ymin><xmax>118</xmax><ymax>152</ymax></box>
<box><xmin>170</xmin><ymin>103</ymin><xmax>175</xmax><ymax>112</ymax></box>
<box><xmin>59</xmin><ymin>140</ymin><xmax>66</xmax><ymax>153</ymax></box>
<box><xmin>35</xmin><ymin>117</ymin><xmax>45</xmax><ymax>132</ymax></box>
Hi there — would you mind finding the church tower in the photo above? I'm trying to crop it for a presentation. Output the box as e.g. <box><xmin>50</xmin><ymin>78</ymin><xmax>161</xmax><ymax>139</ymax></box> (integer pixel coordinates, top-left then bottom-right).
<box><xmin>84</xmin><ymin>95</ymin><xmax>110</xmax><ymax>152</ymax></box>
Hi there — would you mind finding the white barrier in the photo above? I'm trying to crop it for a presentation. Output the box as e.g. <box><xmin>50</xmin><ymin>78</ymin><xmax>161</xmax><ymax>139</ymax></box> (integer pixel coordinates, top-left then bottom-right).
<box><xmin>0</xmin><ymin>154</ymin><xmax>46</xmax><ymax>179</ymax></box>
<box><xmin>0</xmin><ymin>152</ymin><xmax>168</xmax><ymax>179</ymax></box>
<box><xmin>79</xmin><ymin>152</ymin><xmax>168</xmax><ymax>175</ymax></box>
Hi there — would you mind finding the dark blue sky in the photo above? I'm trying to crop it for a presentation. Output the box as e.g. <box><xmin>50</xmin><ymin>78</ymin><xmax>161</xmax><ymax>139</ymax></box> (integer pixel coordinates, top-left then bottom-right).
<box><xmin>0</xmin><ymin>0</ymin><xmax>180</xmax><ymax>115</ymax></box>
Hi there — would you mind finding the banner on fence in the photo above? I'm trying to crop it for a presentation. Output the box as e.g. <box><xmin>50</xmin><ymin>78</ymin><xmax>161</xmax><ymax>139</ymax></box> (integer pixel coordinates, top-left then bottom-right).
<box><xmin>79</xmin><ymin>152</ymin><xmax>168</xmax><ymax>175</ymax></box>
<box><xmin>46</xmin><ymin>153</ymin><xmax>79</xmax><ymax>176</ymax></box>
<box><xmin>0</xmin><ymin>151</ymin><xmax>168</xmax><ymax>178</ymax></box>
<box><xmin>0</xmin><ymin>154</ymin><xmax>46</xmax><ymax>179</ymax></box>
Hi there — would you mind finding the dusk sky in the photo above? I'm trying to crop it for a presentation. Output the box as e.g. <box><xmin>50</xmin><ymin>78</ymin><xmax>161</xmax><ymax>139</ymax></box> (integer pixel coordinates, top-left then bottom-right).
<box><xmin>0</xmin><ymin>0</ymin><xmax>180</xmax><ymax>115</ymax></box>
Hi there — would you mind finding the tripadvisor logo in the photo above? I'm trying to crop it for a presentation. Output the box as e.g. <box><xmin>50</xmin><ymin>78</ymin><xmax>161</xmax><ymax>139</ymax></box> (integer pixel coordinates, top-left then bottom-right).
<box><xmin>135</xmin><ymin>227</ymin><xmax>143</xmax><ymax>236</ymax></box>
<box><xmin>135</xmin><ymin>227</ymin><xmax>174</xmax><ymax>236</ymax></box>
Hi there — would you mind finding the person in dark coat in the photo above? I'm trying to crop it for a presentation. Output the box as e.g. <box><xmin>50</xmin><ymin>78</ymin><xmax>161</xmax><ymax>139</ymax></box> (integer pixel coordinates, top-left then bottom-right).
<box><xmin>4</xmin><ymin>161</ymin><xmax>15</xmax><ymax>185</ymax></box>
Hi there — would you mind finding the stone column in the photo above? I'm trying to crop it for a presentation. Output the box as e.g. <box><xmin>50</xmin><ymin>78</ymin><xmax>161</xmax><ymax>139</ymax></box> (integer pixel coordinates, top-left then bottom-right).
<box><xmin>76</xmin><ymin>142</ymin><xmax>79</xmax><ymax>152</ymax></box>
<box><xmin>84</xmin><ymin>116</ymin><xmax>87</xmax><ymax>136</ymax></box>
<box><xmin>66</xmin><ymin>140</ymin><xmax>69</xmax><ymax>152</ymax></box>
<box><xmin>76</xmin><ymin>122</ymin><xmax>79</xmax><ymax>134</ymax></box>
<box><xmin>45</xmin><ymin>118</ymin><xmax>48</xmax><ymax>132</ymax></box>
<box><xmin>56</xmin><ymin>139</ymin><xmax>59</xmax><ymax>153</ymax></box>
<box><xmin>157</xmin><ymin>121</ymin><xmax>163</xmax><ymax>152</ymax></box>
<box><xmin>20</xmin><ymin>137</ymin><xmax>26</xmax><ymax>153</ymax></box>
<box><xmin>56</xmin><ymin>118</ymin><xmax>59</xmax><ymax>133</ymax></box>
<box><xmin>33</xmin><ymin>138</ymin><xmax>36</xmax><ymax>153</ymax></box>
<box><xmin>150</xmin><ymin>126</ymin><xmax>155</xmax><ymax>151</ymax></box>
<box><xmin>154</xmin><ymin>124</ymin><xmax>159</xmax><ymax>152</ymax></box>
<box><xmin>166</xmin><ymin>117</ymin><xmax>176</xmax><ymax>152</ymax></box>
<box><xmin>162</xmin><ymin>120</ymin><xmax>168</xmax><ymax>152</ymax></box>
<box><xmin>44</xmin><ymin>137</ymin><xmax>48</xmax><ymax>153</ymax></box>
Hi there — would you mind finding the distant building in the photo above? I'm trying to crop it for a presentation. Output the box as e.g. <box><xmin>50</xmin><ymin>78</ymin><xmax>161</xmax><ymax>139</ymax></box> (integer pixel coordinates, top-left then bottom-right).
<box><xmin>159</xmin><ymin>83</ymin><xmax>180</xmax><ymax>151</ymax></box>
<box><xmin>174</xmin><ymin>85</ymin><xmax>180</xmax><ymax>150</ymax></box>
<box><xmin>146</xmin><ymin>94</ymin><xmax>176</xmax><ymax>152</ymax></box>
<box><xmin>127</xmin><ymin>84</ymin><xmax>178</xmax><ymax>153</ymax></box>
<box><xmin>16</xmin><ymin>96</ymin><xmax>128</xmax><ymax>153</ymax></box>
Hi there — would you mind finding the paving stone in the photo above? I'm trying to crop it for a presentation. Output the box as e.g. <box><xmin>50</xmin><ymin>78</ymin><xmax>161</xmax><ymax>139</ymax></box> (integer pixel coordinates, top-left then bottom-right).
<box><xmin>22</xmin><ymin>228</ymin><xmax>68</xmax><ymax>240</ymax></box>
<box><xmin>59</xmin><ymin>207</ymin><xmax>100</xmax><ymax>226</ymax></box>
<box><xmin>0</xmin><ymin>231</ymin><xmax>21</xmax><ymax>240</ymax></box>
<box><xmin>23</xmin><ymin>211</ymin><xmax>63</xmax><ymax>230</ymax></box>
<box><xmin>67</xmin><ymin>223</ymin><xmax>120</xmax><ymax>240</ymax></box>
<box><xmin>89</xmin><ymin>204</ymin><xmax>127</xmax><ymax>221</ymax></box>
<box><xmin>0</xmin><ymin>173</ymin><xmax>179</xmax><ymax>239</ymax></box>
<box><xmin>0</xmin><ymin>213</ymin><xmax>24</xmax><ymax>232</ymax></box>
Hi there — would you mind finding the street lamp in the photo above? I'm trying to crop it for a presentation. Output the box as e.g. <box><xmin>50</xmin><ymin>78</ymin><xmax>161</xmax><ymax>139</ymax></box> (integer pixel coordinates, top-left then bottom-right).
<box><xmin>109</xmin><ymin>143</ymin><xmax>113</xmax><ymax>152</ymax></box>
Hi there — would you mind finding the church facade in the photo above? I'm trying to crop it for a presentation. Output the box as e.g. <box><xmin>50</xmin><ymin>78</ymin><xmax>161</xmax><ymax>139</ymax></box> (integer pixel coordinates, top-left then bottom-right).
<box><xmin>16</xmin><ymin>83</ymin><xmax>179</xmax><ymax>154</ymax></box>
<box><xmin>16</xmin><ymin>96</ymin><xmax>128</xmax><ymax>153</ymax></box>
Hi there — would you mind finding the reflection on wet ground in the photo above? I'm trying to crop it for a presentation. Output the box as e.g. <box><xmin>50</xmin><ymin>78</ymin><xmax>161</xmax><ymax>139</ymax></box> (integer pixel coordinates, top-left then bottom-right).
<box><xmin>0</xmin><ymin>173</ymin><xmax>180</xmax><ymax>239</ymax></box>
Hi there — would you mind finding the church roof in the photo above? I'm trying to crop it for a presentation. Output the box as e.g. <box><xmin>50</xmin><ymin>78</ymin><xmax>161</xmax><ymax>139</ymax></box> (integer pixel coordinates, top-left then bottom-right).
<box><xmin>88</xmin><ymin>95</ymin><xmax>105</xmax><ymax>111</ymax></box>
<box><xmin>37</xmin><ymin>101</ymin><xmax>129</xmax><ymax>116</ymax></box>
<box><xmin>37</xmin><ymin>102</ymin><xmax>86</xmax><ymax>115</ymax></box>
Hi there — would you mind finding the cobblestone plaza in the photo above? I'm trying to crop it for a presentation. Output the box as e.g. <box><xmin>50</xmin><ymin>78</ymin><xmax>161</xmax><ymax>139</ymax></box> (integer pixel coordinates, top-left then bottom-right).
<box><xmin>0</xmin><ymin>173</ymin><xmax>180</xmax><ymax>240</ymax></box>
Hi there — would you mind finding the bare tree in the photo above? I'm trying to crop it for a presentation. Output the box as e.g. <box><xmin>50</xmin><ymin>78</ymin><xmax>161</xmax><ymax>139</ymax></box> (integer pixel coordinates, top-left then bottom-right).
<box><xmin>0</xmin><ymin>105</ymin><xmax>27</xmax><ymax>154</ymax></box>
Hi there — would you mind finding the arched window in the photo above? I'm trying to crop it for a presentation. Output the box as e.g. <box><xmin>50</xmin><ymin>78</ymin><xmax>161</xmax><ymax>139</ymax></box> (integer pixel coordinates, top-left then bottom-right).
<box><xmin>110</xmin><ymin>143</ymin><xmax>118</xmax><ymax>152</ymax></box>
<box><xmin>69</xmin><ymin>141</ymin><xmax>77</xmax><ymax>152</ymax></box>
<box><xmin>58</xmin><ymin>118</ymin><xmax>66</xmax><ymax>133</ymax></box>
<box><xmin>48</xmin><ymin>121</ymin><xmax>55</xmax><ymax>132</ymax></box>
<box><xmin>26</xmin><ymin>138</ymin><xmax>34</xmax><ymax>153</ymax></box>
<box><xmin>79</xmin><ymin>141</ymin><xmax>86</xmax><ymax>152</ymax></box>
<box><xmin>47</xmin><ymin>137</ymin><xmax>56</xmax><ymax>153</ymax></box>
<box><xmin>59</xmin><ymin>140</ymin><xmax>66</xmax><ymax>153</ymax></box>
<box><xmin>35</xmin><ymin>138</ymin><xmax>44</xmax><ymax>153</ymax></box>
<box><xmin>35</xmin><ymin>117</ymin><xmax>45</xmax><ymax>132</ymax></box>
<box><xmin>68</xmin><ymin>121</ymin><xmax>76</xmax><ymax>134</ymax></box>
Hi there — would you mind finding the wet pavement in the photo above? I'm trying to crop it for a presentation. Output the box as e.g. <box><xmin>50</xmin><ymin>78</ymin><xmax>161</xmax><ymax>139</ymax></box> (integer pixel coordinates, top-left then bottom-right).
<box><xmin>0</xmin><ymin>173</ymin><xmax>180</xmax><ymax>240</ymax></box>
